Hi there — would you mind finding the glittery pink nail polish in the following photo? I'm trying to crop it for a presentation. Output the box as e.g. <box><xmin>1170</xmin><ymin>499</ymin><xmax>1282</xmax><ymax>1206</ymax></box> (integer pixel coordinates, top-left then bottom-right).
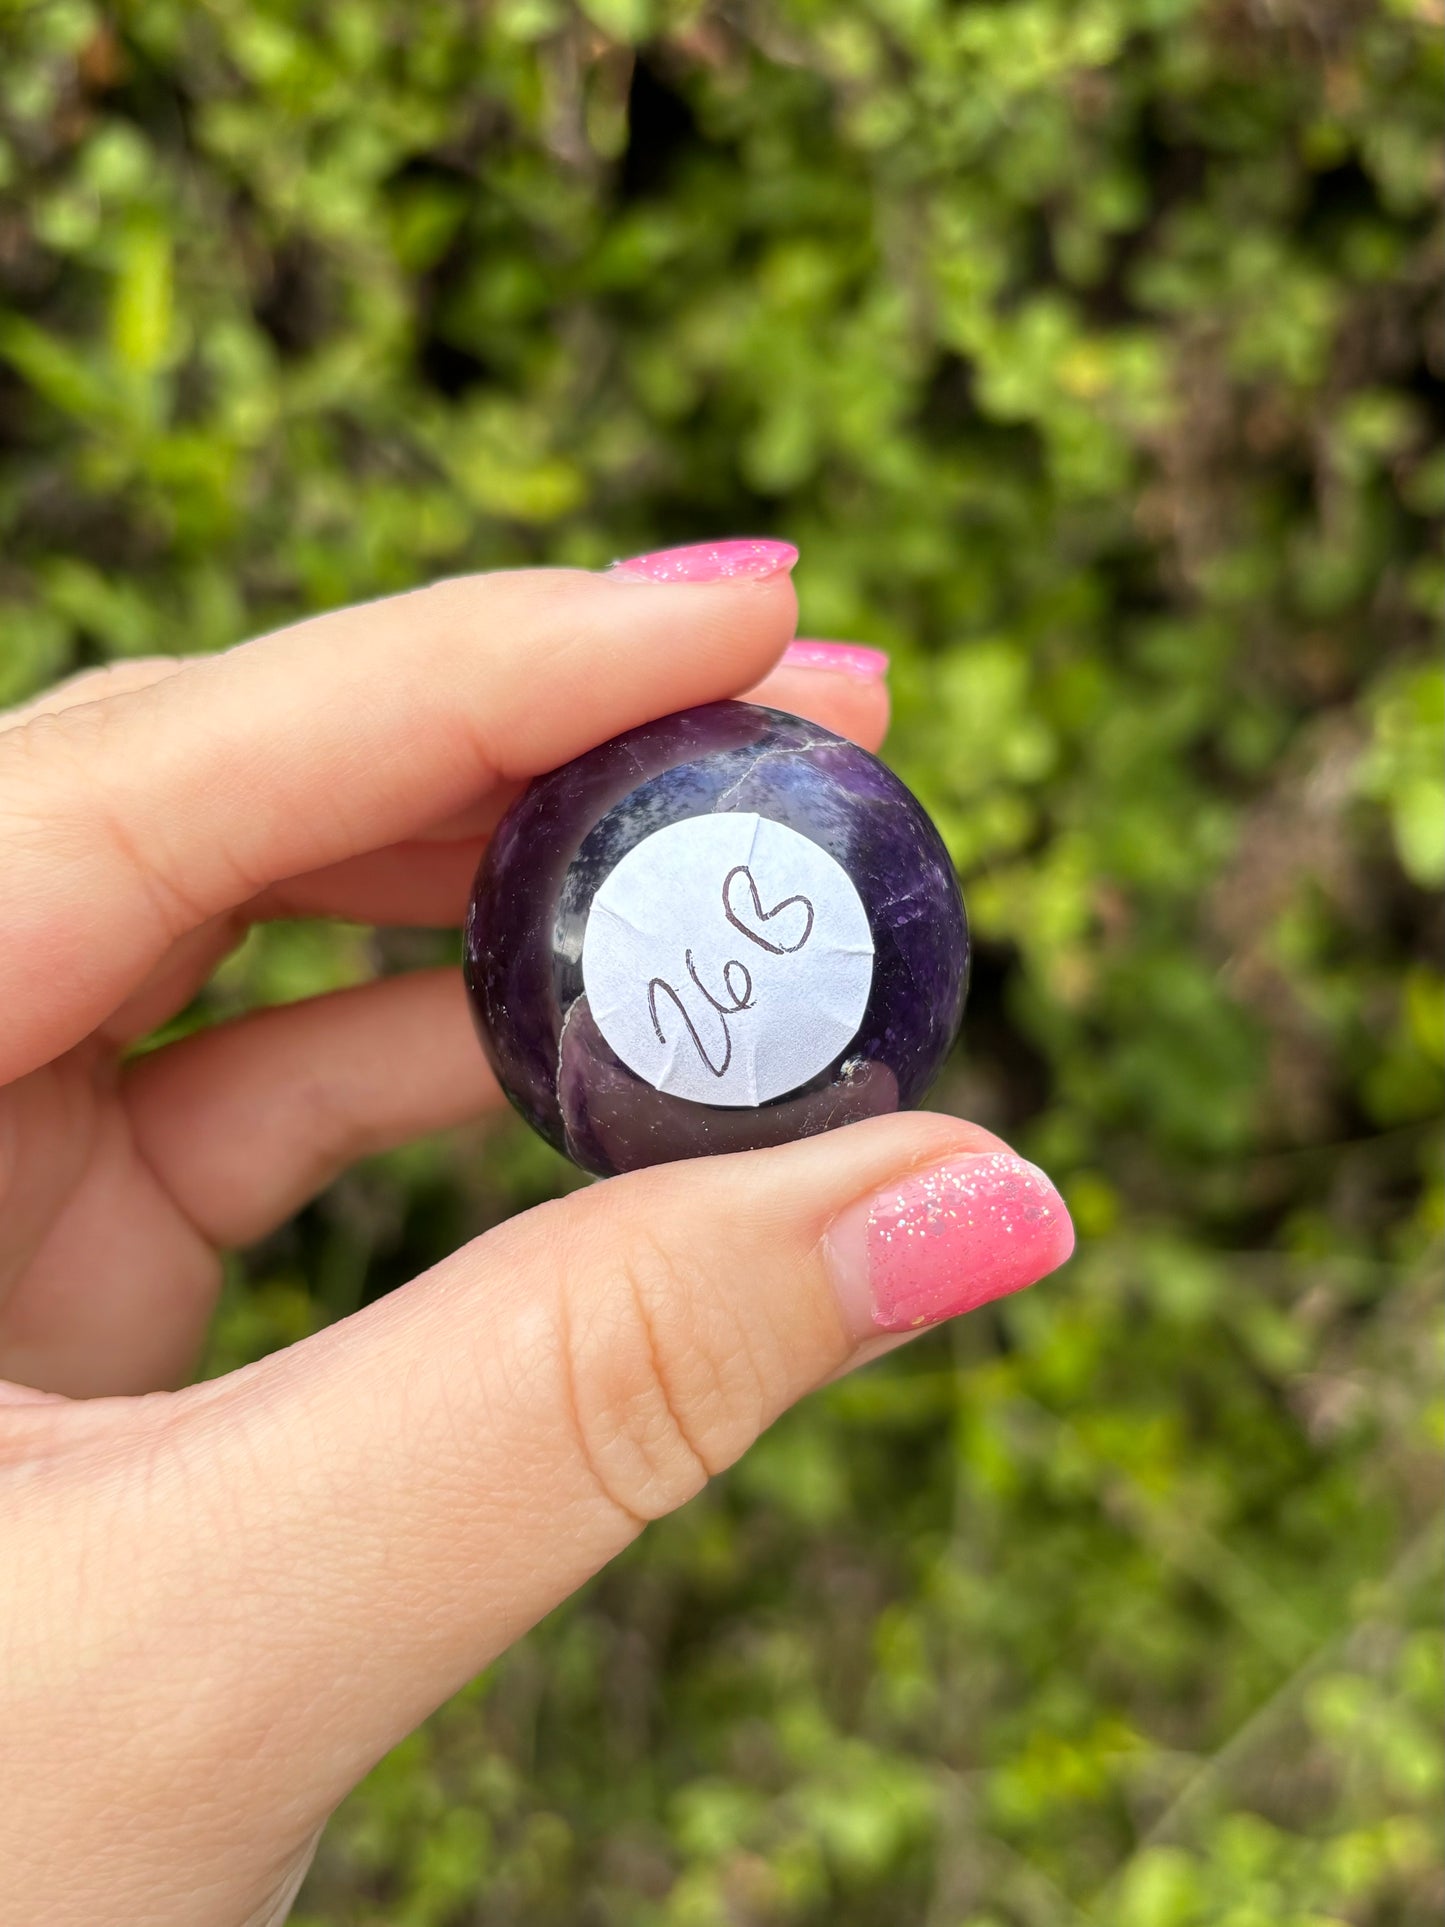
<box><xmin>608</xmin><ymin>538</ymin><xmax>799</xmax><ymax>584</ymax></box>
<box><xmin>825</xmin><ymin>1152</ymin><xmax>1075</xmax><ymax>1337</ymax></box>
<box><xmin>780</xmin><ymin>641</ymin><xmax>890</xmax><ymax>681</ymax></box>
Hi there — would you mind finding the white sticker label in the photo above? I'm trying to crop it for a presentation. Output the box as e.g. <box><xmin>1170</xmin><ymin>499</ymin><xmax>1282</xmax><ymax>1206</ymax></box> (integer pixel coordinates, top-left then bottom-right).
<box><xmin>580</xmin><ymin>813</ymin><xmax>875</xmax><ymax>1108</ymax></box>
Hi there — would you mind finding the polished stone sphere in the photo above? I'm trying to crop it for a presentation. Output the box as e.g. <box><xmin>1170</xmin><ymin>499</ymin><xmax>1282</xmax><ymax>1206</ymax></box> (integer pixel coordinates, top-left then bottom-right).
<box><xmin>464</xmin><ymin>701</ymin><xmax>968</xmax><ymax>1178</ymax></box>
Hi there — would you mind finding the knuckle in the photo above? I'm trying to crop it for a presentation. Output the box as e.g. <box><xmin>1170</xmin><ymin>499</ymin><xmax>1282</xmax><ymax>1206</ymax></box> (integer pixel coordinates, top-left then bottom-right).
<box><xmin>0</xmin><ymin>698</ymin><xmax>95</xmax><ymax>781</ymax></box>
<box><xmin>0</xmin><ymin>701</ymin><xmax>219</xmax><ymax>939</ymax></box>
<box><xmin>0</xmin><ymin>660</ymin><xmax>138</xmax><ymax>734</ymax></box>
<box><xmin>194</xmin><ymin>1061</ymin><xmax>366</xmax><ymax>1245</ymax></box>
<box><xmin>558</xmin><ymin>1214</ymin><xmax>773</xmax><ymax>1525</ymax></box>
<box><xmin>0</xmin><ymin>708</ymin><xmax>104</xmax><ymax>871</ymax></box>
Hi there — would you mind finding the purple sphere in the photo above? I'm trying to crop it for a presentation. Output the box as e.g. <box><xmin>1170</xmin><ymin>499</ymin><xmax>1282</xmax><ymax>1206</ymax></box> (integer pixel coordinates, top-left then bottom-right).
<box><xmin>464</xmin><ymin>702</ymin><xmax>968</xmax><ymax>1177</ymax></box>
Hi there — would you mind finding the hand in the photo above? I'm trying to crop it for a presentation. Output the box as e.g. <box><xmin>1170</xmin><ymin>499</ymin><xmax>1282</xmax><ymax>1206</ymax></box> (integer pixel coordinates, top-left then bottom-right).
<box><xmin>0</xmin><ymin>549</ymin><xmax>1074</xmax><ymax>1926</ymax></box>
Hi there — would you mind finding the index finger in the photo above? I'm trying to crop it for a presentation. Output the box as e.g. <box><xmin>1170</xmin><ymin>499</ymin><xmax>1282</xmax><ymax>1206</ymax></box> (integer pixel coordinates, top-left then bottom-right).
<box><xmin>0</xmin><ymin>552</ymin><xmax>799</xmax><ymax>1084</ymax></box>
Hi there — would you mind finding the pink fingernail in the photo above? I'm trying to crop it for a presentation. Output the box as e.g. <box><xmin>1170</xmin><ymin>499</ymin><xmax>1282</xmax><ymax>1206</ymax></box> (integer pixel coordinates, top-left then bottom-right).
<box><xmin>825</xmin><ymin>1152</ymin><xmax>1075</xmax><ymax>1337</ymax></box>
<box><xmin>781</xmin><ymin>641</ymin><xmax>890</xmax><ymax>681</ymax></box>
<box><xmin>608</xmin><ymin>538</ymin><xmax>799</xmax><ymax>584</ymax></box>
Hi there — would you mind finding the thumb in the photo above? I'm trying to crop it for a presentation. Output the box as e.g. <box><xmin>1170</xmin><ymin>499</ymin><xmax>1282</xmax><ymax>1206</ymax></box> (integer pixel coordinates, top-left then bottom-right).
<box><xmin>7</xmin><ymin>1115</ymin><xmax>1072</xmax><ymax>1922</ymax></box>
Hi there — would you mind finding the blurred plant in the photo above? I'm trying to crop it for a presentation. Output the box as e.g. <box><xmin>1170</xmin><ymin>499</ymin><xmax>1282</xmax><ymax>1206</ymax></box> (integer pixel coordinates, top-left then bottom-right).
<box><xmin>1</xmin><ymin>0</ymin><xmax>1440</xmax><ymax>1921</ymax></box>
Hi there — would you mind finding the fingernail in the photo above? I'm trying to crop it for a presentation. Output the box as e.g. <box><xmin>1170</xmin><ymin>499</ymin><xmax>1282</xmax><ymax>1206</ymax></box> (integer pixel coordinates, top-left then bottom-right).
<box><xmin>608</xmin><ymin>538</ymin><xmax>799</xmax><ymax>584</ymax></box>
<box><xmin>781</xmin><ymin>641</ymin><xmax>890</xmax><ymax>681</ymax></box>
<box><xmin>824</xmin><ymin>1152</ymin><xmax>1075</xmax><ymax>1338</ymax></box>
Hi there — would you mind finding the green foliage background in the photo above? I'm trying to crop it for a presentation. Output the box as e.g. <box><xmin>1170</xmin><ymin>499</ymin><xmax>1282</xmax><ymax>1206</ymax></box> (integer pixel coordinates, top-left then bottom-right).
<box><xmin>2</xmin><ymin>1</ymin><xmax>1442</xmax><ymax>1921</ymax></box>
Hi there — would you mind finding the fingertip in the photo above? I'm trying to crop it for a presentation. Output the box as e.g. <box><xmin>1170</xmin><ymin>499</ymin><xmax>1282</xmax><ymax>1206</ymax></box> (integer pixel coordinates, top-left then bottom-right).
<box><xmin>823</xmin><ymin>1145</ymin><xmax>1075</xmax><ymax>1342</ymax></box>
<box><xmin>422</xmin><ymin>562</ymin><xmax>802</xmax><ymax>777</ymax></box>
<box><xmin>746</xmin><ymin>661</ymin><xmax>890</xmax><ymax>750</ymax></box>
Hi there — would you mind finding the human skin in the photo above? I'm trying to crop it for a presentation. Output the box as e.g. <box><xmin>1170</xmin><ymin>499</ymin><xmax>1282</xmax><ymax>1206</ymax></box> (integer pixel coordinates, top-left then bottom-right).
<box><xmin>0</xmin><ymin>546</ymin><xmax>1072</xmax><ymax>1926</ymax></box>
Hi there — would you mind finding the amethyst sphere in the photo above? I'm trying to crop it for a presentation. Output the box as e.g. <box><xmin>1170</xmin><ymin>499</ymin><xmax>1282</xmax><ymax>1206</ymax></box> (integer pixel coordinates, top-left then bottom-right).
<box><xmin>464</xmin><ymin>701</ymin><xmax>968</xmax><ymax>1178</ymax></box>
